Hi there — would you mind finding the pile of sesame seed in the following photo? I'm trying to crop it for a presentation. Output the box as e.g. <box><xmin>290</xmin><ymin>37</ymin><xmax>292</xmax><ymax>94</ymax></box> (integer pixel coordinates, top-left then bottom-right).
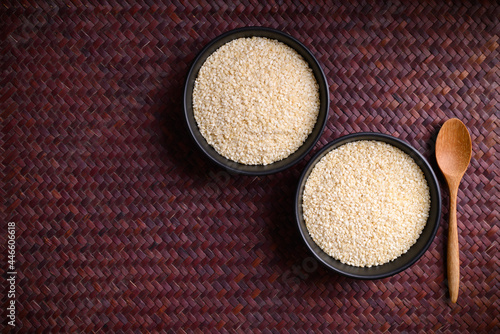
<box><xmin>193</xmin><ymin>37</ymin><xmax>320</xmax><ymax>165</ymax></box>
<box><xmin>302</xmin><ymin>140</ymin><xmax>431</xmax><ymax>267</ymax></box>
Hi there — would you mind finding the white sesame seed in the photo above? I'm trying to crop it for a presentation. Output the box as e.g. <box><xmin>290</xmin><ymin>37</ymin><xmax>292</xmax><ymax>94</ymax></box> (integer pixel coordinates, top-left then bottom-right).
<box><xmin>302</xmin><ymin>140</ymin><xmax>431</xmax><ymax>267</ymax></box>
<box><xmin>193</xmin><ymin>37</ymin><xmax>320</xmax><ymax>165</ymax></box>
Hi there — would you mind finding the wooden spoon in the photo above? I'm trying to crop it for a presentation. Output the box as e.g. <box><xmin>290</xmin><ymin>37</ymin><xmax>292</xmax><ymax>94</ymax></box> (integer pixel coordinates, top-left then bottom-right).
<box><xmin>435</xmin><ymin>118</ymin><xmax>472</xmax><ymax>303</ymax></box>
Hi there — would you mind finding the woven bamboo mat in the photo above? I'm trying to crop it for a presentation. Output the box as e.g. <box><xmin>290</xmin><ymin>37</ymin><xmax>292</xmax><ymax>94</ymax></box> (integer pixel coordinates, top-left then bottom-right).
<box><xmin>1</xmin><ymin>0</ymin><xmax>499</xmax><ymax>333</ymax></box>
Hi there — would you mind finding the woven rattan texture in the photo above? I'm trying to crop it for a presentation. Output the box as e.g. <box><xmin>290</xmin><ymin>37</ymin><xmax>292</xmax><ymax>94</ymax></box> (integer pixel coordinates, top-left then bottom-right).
<box><xmin>1</xmin><ymin>1</ymin><xmax>499</xmax><ymax>333</ymax></box>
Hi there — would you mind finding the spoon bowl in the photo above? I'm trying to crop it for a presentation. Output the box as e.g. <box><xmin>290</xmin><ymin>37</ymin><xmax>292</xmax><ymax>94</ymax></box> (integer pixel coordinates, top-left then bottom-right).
<box><xmin>436</xmin><ymin>120</ymin><xmax>472</xmax><ymax>178</ymax></box>
<box><xmin>435</xmin><ymin>118</ymin><xmax>472</xmax><ymax>303</ymax></box>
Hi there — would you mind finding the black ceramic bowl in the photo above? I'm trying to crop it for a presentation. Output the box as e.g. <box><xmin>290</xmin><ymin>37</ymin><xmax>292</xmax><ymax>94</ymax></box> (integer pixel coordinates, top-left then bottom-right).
<box><xmin>295</xmin><ymin>133</ymin><xmax>441</xmax><ymax>279</ymax></box>
<box><xmin>184</xmin><ymin>27</ymin><xmax>329</xmax><ymax>175</ymax></box>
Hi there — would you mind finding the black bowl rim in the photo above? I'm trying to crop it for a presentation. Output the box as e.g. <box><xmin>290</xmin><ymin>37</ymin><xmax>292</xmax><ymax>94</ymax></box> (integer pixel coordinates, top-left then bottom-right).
<box><xmin>183</xmin><ymin>26</ymin><xmax>330</xmax><ymax>176</ymax></box>
<box><xmin>295</xmin><ymin>132</ymin><xmax>442</xmax><ymax>279</ymax></box>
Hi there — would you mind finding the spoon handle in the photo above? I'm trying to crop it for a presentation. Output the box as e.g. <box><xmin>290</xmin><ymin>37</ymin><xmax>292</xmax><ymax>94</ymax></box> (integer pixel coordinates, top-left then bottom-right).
<box><xmin>447</xmin><ymin>186</ymin><xmax>460</xmax><ymax>303</ymax></box>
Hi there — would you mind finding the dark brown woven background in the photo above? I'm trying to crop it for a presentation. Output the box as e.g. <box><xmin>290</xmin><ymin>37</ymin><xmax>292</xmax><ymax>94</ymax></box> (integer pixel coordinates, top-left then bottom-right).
<box><xmin>1</xmin><ymin>0</ymin><xmax>499</xmax><ymax>333</ymax></box>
